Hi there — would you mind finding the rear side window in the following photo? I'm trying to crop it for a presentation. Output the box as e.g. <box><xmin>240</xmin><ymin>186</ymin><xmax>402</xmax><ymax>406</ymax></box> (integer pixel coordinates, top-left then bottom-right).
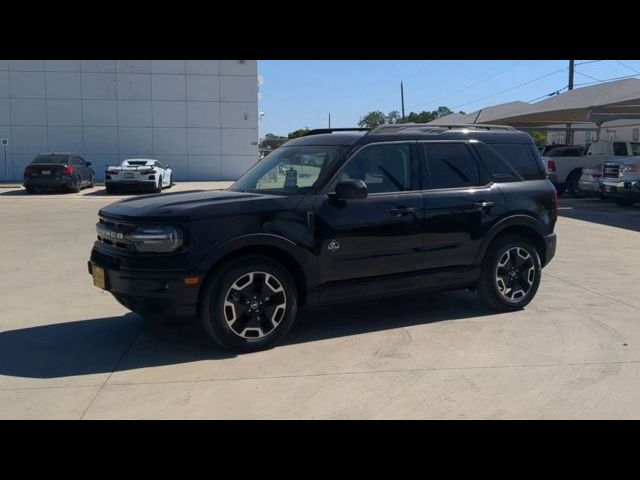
<box><xmin>481</xmin><ymin>143</ymin><xmax>545</xmax><ymax>181</ymax></box>
<box><xmin>422</xmin><ymin>143</ymin><xmax>484</xmax><ymax>189</ymax></box>
<box><xmin>631</xmin><ymin>143</ymin><xmax>640</xmax><ymax>155</ymax></box>
<box><xmin>613</xmin><ymin>142</ymin><xmax>628</xmax><ymax>156</ymax></box>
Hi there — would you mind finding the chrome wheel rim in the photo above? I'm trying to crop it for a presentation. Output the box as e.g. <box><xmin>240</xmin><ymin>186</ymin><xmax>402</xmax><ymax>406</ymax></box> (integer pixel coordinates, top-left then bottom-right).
<box><xmin>495</xmin><ymin>247</ymin><xmax>536</xmax><ymax>302</ymax></box>
<box><xmin>223</xmin><ymin>271</ymin><xmax>287</xmax><ymax>339</ymax></box>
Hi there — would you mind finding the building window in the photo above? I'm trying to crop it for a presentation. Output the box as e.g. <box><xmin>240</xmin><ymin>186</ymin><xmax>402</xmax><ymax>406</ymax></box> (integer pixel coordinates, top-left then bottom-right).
<box><xmin>633</xmin><ymin>128</ymin><xmax>639</xmax><ymax>141</ymax></box>
<box><xmin>585</xmin><ymin>131</ymin><xmax>592</xmax><ymax>142</ymax></box>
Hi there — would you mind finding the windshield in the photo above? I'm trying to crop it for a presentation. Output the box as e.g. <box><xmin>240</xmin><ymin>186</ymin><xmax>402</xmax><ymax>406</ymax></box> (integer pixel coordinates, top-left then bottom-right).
<box><xmin>230</xmin><ymin>145</ymin><xmax>345</xmax><ymax>195</ymax></box>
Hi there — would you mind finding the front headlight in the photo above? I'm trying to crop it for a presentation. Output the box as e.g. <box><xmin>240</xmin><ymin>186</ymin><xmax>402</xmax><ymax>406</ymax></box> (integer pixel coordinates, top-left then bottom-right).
<box><xmin>129</xmin><ymin>225</ymin><xmax>183</xmax><ymax>252</ymax></box>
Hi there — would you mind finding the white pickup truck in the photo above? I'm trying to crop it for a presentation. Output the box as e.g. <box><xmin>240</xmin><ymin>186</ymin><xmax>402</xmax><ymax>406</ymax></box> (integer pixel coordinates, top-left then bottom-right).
<box><xmin>544</xmin><ymin>140</ymin><xmax>640</xmax><ymax>195</ymax></box>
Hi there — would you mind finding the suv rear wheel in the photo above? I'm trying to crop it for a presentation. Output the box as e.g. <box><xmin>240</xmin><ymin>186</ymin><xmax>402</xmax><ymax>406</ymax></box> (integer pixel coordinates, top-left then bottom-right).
<box><xmin>478</xmin><ymin>234</ymin><xmax>542</xmax><ymax>311</ymax></box>
<box><xmin>199</xmin><ymin>255</ymin><xmax>298</xmax><ymax>352</ymax></box>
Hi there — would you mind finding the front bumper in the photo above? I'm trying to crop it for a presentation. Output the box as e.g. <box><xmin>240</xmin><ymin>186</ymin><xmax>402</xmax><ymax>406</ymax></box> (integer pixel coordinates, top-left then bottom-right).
<box><xmin>543</xmin><ymin>232</ymin><xmax>556</xmax><ymax>268</ymax></box>
<box><xmin>598</xmin><ymin>179</ymin><xmax>640</xmax><ymax>200</ymax></box>
<box><xmin>88</xmin><ymin>250</ymin><xmax>203</xmax><ymax>319</ymax></box>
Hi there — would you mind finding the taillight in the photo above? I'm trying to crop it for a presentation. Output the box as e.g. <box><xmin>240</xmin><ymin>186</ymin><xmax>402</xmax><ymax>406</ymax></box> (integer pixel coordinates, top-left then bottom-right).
<box><xmin>552</xmin><ymin>189</ymin><xmax>558</xmax><ymax>223</ymax></box>
<box><xmin>591</xmin><ymin>173</ymin><xmax>602</xmax><ymax>179</ymax></box>
<box><xmin>62</xmin><ymin>165</ymin><xmax>73</xmax><ymax>175</ymax></box>
<box><xmin>24</xmin><ymin>165</ymin><xmax>33</xmax><ymax>177</ymax></box>
<box><xmin>547</xmin><ymin>160</ymin><xmax>556</xmax><ymax>173</ymax></box>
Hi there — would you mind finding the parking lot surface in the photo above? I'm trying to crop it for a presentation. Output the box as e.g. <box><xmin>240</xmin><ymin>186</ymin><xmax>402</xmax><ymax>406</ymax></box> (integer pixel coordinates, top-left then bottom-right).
<box><xmin>1</xmin><ymin>185</ymin><xmax>640</xmax><ymax>419</ymax></box>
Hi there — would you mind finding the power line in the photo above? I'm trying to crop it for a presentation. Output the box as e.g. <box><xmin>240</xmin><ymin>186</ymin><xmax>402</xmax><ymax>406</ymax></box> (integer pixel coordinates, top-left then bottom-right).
<box><xmin>614</xmin><ymin>60</ymin><xmax>640</xmax><ymax>75</ymax></box>
<box><xmin>574</xmin><ymin>73</ymin><xmax>640</xmax><ymax>87</ymax></box>
<box><xmin>419</xmin><ymin>60</ymin><xmax>525</xmax><ymax>107</ymax></box>
<box><xmin>527</xmin><ymin>86</ymin><xmax>568</xmax><ymax>103</ymax></box>
<box><xmin>575</xmin><ymin>60</ymin><xmax>603</xmax><ymax>66</ymax></box>
<box><xmin>574</xmin><ymin>70</ymin><xmax>604</xmax><ymax>82</ymax></box>
<box><xmin>454</xmin><ymin>67</ymin><xmax>567</xmax><ymax>108</ymax></box>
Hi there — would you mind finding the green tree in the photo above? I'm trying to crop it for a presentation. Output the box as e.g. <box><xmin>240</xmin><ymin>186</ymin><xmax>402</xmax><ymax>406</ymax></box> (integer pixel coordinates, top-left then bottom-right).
<box><xmin>435</xmin><ymin>106</ymin><xmax>453</xmax><ymax>118</ymax></box>
<box><xmin>386</xmin><ymin>110</ymin><xmax>402</xmax><ymax>124</ymax></box>
<box><xmin>358</xmin><ymin>111</ymin><xmax>387</xmax><ymax>129</ymax></box>
<box><xmin>529</xmin><ymin>130</ymin><xmax>547</xmax><ymax>145</ymax></box>
<box><xmin>287</xmin><ymin>128</ymin><xmax>310</xmax><ymax>139</ymax></box>
<box><xmin>406</xmin><ymin>111</ymin><xmax>436</xmax><ymax>123</ymax></box>
<box><xmin>261</xmin><ymin>133</ymin><xmax>287</xmax><ymax>150</ymax></box>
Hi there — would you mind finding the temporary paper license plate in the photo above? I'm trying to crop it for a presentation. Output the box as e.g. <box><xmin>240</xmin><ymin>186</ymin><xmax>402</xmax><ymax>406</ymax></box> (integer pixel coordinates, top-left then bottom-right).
<box><xmin>92</xmin><ymin>265</ymin><xmax>106</xmax><ymax>290</ymax></box>
<box><xmin>41</xmin><ymin>170</ymin><xmax>51</xmax><ymax>175</ymax></box>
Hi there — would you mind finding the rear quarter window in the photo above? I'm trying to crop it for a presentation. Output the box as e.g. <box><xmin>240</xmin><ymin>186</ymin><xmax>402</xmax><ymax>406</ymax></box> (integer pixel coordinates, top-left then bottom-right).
<box><xmin>474</xmin><ymin>143</ymin><xmax>545</xmax><ymax>181</ymax></box>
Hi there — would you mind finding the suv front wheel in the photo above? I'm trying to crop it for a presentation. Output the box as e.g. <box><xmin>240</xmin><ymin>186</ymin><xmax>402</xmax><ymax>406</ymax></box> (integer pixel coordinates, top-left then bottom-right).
<box><xmin>199</xmin><ymin>255</ymin><xmax>298</xmax><ymax>352</ymax></box>
<box><xmin>478</xmin><ymin>235</ymin><xmax>542</xmax><ymax>311</ymax></box>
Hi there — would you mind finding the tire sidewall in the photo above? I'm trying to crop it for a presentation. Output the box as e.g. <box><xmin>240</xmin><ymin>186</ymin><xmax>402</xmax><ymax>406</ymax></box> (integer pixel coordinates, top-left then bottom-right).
<box><xmin>481</xmin><ymin>235</ymin><xmax>542</xmax><ymax>310</ymax></box>
<box><xmin>200</xmin><ymin>256</ymin><xmax>298</xmax><ymax>352</ymax></box>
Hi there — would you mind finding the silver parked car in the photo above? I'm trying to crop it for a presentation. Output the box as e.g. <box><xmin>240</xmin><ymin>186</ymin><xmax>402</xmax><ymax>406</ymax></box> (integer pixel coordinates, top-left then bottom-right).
<box><xmin>577</xmin><ymin>164</ymin><xmax>605</xmax><ymax>197</ymax></box>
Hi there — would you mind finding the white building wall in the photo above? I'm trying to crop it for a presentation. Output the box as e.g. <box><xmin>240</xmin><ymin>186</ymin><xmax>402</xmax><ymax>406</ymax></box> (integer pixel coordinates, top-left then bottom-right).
<box><xmin>0</xmin><ymin>60</ymin><xmax>259</xmax><ymax>181</ymax></box>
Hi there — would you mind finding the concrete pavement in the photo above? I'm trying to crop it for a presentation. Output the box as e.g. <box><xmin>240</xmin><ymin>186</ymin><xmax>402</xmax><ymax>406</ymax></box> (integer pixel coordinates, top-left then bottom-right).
<box><xmin>1</xmin><ymin>186</ymin><xmax>639</xmax><ymax>419</ymax></box>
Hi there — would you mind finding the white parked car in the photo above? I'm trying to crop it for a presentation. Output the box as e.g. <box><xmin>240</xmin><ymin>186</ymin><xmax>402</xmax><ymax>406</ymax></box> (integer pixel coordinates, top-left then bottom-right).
<box><xmin>105</xmin><ymin>159</ymin><xmax>173</xmax><ymax>194</ymax></box>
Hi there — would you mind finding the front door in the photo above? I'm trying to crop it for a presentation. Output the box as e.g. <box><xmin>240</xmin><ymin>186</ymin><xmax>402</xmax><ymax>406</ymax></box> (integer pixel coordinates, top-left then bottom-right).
<box><xmin>314</xmin><ymin>142</ymin><xmax>424</xmax><ymax>283</ymax></box>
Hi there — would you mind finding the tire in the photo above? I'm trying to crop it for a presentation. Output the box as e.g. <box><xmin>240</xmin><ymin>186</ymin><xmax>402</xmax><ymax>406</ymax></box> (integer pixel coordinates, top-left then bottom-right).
<box><xmin>616</xmin><ymin>198</ymin><xmax>635</xmax><ymax>207</ymax></box>
<box><xmin>199</xmin><ymin>255</ymin><xmax>298</xmax><ymax>353</ymax></box>
<box><xmin>105</xmin><ymin>184</ymin><xmax>115</xmax><ymax>194</ymax></box>
<box><xmin>88</xmin><ymin>175</ymin><xmax>95</xmax><ymax>189</ymax></box>
<box><xmin>25</xmin><ymin>186</ymin><xmax>37</xmax><ymax>194</ymax></box>
<box><xmin>153</xmin><ymin>176</ymin><xmax>162</xmax><ymax>193</ymax></box>
<box><xmin>566</xmin><ymin>171</ymin><xmax>582</xmax><ymax>197</ymax></box>
<box><xmin>478</xmin><ymin>234</ymin><xmax>542</xmax><ymax>312</ymax></box>
<box><xmin>69</xmin><ymin>177</ymin><xmax>81</xmax><ymax>193</ymax></box>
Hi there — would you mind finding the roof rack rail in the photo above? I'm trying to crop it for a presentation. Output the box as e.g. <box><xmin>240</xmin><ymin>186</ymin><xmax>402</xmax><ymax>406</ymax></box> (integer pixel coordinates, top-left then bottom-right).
<box><xmin>368</xmin><ymin>123</ymin><xmax>516</xmax><ymax>134</ymax></box>
<box><xmin>303</xmin><ymin>128</ymin><xmax>370</xmax><ymax>136</ymax></box>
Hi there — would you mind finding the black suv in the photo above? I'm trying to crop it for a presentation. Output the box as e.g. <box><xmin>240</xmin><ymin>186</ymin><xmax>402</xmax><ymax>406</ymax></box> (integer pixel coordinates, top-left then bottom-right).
<box><xmin>89</xmin><ymin>124</ymin><xmax>557</xmax><ymax>352</ymax></box>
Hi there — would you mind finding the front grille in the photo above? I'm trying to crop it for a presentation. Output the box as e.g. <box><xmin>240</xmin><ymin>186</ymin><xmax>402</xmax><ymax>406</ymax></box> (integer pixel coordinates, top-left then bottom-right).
<box><xmin>603</xmin><ymin>163</ymin><xmax>621</xmax><ymax>179</ymax></box>
<box><xmin>97</xmin><ymin>217</ymin><xmax>137</xmax><ymax>250</ymax></box>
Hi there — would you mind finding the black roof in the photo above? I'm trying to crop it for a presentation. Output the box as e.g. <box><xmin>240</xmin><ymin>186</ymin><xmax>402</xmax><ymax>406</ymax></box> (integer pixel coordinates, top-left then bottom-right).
<box><xmin>284</xmin><ymin>125</ymin><xmax>534</xmax><ymax>148</ymax></box>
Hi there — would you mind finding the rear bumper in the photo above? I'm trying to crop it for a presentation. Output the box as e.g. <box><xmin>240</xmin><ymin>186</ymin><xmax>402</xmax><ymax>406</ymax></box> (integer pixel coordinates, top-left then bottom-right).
<box><xmin>105</xmin><ymin>180</ymin><xmax>156</xmax><ymax>191</ymax></box>
<box><xmin>88</xmin><ymin>253</ymin><xmax>202</xmax><ymax>319</ymax></box>
<box><xmin>23</xmin><ymin>177</ymin><xmax>73</xmax><ymax>189</ymax></box>
<box><xmin>542</xmin><ymin>232</ymin><xmax>556</xmax><ymax>268</ymax></box>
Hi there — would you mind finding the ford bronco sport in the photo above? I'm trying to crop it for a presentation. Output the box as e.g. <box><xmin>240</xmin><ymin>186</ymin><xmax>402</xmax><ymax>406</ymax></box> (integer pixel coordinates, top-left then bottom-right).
<box><xmin>89</xmin><ymin>124</ymin><xmax>558</xmax><ymax>352</ymax></box>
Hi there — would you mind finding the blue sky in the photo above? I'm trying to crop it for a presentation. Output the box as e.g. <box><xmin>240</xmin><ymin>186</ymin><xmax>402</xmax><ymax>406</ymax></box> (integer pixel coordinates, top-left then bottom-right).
<box><xmin>257</xmin><ymin>60</ymin><xmax>640</xmax><ymax>137</ymax></box>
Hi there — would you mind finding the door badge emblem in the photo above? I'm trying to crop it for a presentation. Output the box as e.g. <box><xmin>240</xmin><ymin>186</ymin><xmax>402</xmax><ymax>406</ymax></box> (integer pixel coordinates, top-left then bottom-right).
<box><xmin>328</xmin><ymin>239</ymin><xmax>340</xmax><ymax>252</ymax></box>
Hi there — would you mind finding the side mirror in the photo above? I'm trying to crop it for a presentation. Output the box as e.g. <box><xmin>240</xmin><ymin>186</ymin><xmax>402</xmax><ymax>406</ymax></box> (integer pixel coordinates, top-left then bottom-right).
<box><xmin>86</xmin><ymin>161</ymin><xmax>92</xmax><ymax>166</ymax></box>
<box><xmin>333</xmin><ymin>180</ymin><xmax>368</xmax><ymax>200</ymax></box>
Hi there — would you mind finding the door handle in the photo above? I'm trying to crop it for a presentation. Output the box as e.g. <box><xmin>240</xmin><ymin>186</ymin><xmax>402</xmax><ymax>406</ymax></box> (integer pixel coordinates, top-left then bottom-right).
<box><xmin>473</xmin><ymin>201</ymin><xmax>494</xmax><ymax>209</ymax></box>
<box><xmin>389</xmin><ymin>206</ymin><xmax>416</xmax><ymax>217</ymax></box>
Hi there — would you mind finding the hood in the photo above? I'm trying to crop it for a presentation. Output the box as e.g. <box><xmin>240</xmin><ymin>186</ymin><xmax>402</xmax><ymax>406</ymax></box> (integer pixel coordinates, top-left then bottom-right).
<box><xmin>98</xmin><ymin>189</ymin><xmax>302</xmax><ymax>221</ymax></box>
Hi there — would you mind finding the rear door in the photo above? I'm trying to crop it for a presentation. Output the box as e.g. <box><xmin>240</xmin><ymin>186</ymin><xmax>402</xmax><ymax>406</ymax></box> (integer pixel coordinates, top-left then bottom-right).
<box><xmin>420</xmin><ymin>141</ymin><xmax>504</xmax><ymax>269</ymax></box>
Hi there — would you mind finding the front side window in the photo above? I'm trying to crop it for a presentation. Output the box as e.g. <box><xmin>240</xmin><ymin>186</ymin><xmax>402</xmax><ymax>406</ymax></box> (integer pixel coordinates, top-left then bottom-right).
<box><xmin>231</xmin><ymin>145</ymin><xmax>344</xmax><ymax>195</ymax></box>
<box><xmin>336</xmin><ymin>143</ymin><xmax>412</xmax><ymax>194</ymax></box>
<box><xmin>423</xmin><ymin>143</ymin><xmax>483</xmax><ymax>189</ymax></box>
<box><xmin>629</xmin><ymin>143</ymin><xmax>640</xmax><ymax>155</ymax></box>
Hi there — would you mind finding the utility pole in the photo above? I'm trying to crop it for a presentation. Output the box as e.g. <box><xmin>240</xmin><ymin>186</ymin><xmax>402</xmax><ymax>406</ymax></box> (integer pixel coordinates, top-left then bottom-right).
<box><xmin>401</xmin><ymin>81</ymin><xmax>405</xmax><ymax>123</ymax></box>
<box><xmin>328</xmin><ymin>113</ymin><xmax>331</xmax><ymax>129</ymax></box>
<box><xmin>566</xmin><ymin>60</ymin><xmax>575</xmax><ymax>144</ymax></box>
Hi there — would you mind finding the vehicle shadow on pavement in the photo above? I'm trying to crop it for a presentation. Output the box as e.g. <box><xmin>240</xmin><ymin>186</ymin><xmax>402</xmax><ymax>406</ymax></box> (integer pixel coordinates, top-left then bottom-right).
<box><xmin>0</xmin><ymin>313</ymin><xmax>234</xmax><ymax>379</ymax></box>
<box><xmin>0</xmin><ymin>290</ymin><xmax>494</xmax><ymax>379</ymax></box>
<box><xmin>284</xmin><ymin>289</ymin><xmax>494</xmax><ymax>346</ymax></box>
<box><xmin>559</xmin><ymin>197</ymin><xmax>640</xmax><ymax>233</ymax></box>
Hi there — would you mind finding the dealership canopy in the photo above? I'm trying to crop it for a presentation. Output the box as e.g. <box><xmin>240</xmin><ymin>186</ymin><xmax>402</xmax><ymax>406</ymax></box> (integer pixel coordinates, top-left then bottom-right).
<box><xmin>430</xmin><ymin>78</ymin><xmax>640</xmax><ymax>128</ymax></box>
